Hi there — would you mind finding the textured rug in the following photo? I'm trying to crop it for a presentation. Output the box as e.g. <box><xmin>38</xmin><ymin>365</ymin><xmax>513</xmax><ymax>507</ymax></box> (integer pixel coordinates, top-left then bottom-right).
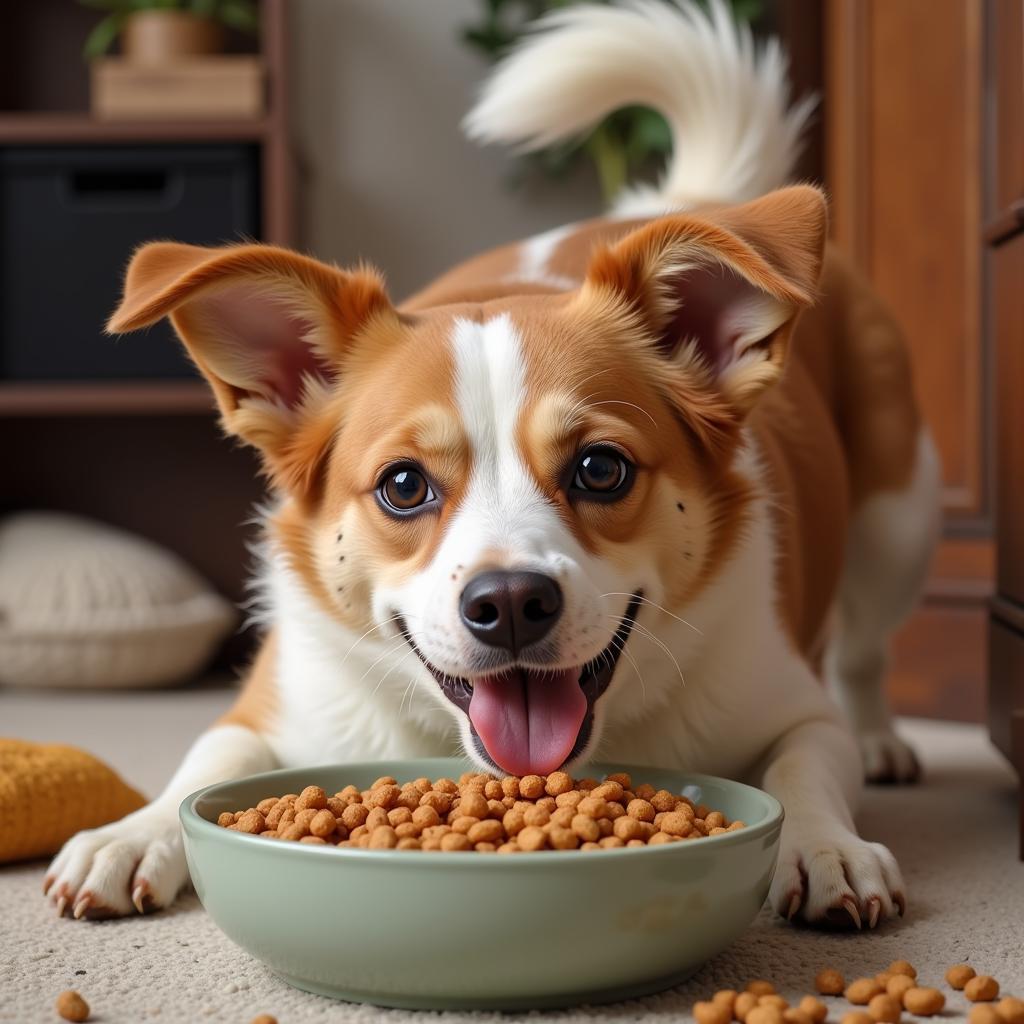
<box><xmin>2</xmin><ymin>693</ymin><xmax>1022</xmax><ymax>1024</ymax></box>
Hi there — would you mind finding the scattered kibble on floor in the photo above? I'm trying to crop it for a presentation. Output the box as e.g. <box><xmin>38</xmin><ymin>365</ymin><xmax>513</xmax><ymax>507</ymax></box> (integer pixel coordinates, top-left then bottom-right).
<box><xmin>695</xmin><ymin>961</ymin><xmax>1016</xmax><ymax>1024</ymax></box>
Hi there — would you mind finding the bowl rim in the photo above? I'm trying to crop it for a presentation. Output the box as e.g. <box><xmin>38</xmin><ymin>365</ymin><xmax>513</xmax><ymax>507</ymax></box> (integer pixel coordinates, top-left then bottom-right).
<box><xmin>180</xmin><ymin>758</ymin><xmax>784</xmax><ymax>865</ymax></box>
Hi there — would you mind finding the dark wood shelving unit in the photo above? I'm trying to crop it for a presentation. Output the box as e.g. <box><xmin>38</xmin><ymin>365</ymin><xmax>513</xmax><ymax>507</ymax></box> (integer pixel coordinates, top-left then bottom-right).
<box><xmin>1</xmin><ymin>0</ymin><xmax>292</xmax><ymax>665</ymax></box>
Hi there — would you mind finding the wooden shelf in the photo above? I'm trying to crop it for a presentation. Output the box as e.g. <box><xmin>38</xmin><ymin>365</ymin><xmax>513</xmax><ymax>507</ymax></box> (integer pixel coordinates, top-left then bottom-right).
<box><xmin>0</xmin><ymin>380</ymin><xmax>215</xmax><ymax>416</ymax></box>
<box><xmin>0</xmin><ymin>112</ymin><xmax>269</xmax><ymax>145</ymax></box>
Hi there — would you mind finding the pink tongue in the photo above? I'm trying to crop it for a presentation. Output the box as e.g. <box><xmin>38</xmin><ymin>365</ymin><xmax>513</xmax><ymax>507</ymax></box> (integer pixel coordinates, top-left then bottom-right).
<box><xmin>468</xmin><ymin>669</ymin><xmax>587</xmax><ymax>776</ymax></box>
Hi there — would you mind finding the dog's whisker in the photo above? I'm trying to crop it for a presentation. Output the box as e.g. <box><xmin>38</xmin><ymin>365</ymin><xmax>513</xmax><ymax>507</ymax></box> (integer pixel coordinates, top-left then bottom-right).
<box><xmin>608</xmin><ymin>633</ymin><xmax>646</xmax><ymax>706</ymax></box>
<box><xmin>606</xmin><ymin>616</ymin><xmax>686</xmax><ymax>690</ymax></box>
<box><xmin>582</xmin><ymin>399</ymin><xmax>659</xmax><ymax>429</ymax></box>
<box><xmin>600</xmin><ymin>593</ymin><xmax>703</xmax><ymax>635</ymax></box>
<box><xmin>361</xmin><ymin>638</ymin><xmax>414</xmax><ymax>687</ymax></box>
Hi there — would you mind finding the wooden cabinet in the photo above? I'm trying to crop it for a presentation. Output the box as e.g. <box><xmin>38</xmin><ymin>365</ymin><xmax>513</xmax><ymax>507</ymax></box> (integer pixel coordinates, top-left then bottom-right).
<box><xmin>824</xmin><ymin>0</ymin><xmax>1003</xmax><ymax>722</ymax></box>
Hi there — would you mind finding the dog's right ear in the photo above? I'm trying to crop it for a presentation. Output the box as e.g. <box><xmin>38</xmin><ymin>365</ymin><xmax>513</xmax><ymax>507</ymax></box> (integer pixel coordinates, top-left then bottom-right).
<box><xmin>109</xmin><ymin>242</ymin><xmax>396</xmax><ymax>497</ymax></box>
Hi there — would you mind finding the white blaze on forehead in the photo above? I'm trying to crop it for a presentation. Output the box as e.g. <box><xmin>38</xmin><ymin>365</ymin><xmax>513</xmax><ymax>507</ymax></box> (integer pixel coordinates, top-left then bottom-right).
<box><xmin>449</xmin><ymin>314</ymin><xmax>562</xmax><ymax>560</ymax></box>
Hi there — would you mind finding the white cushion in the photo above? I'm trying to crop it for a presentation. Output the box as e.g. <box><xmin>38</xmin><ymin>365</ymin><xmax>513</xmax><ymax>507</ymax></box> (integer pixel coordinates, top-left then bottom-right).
<box><xmin>0</xmin><ymin>512</ymin><xmax>236</xmax><ymax>688</ymax></box>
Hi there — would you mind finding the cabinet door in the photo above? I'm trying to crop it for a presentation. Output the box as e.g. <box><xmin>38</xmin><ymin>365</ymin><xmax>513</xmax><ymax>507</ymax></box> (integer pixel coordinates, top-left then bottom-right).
<box><xmin>825</xmin><ymin>0</ymin><xmax>991</xmax><ymax>720</ymax></box>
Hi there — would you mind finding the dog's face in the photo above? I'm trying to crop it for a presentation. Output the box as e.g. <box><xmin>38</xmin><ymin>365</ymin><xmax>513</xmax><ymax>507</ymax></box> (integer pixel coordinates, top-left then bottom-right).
<box><xmin>111</xmin><ymin>186</ymin><xmax>825</xmax><ymax>775</ymax></box>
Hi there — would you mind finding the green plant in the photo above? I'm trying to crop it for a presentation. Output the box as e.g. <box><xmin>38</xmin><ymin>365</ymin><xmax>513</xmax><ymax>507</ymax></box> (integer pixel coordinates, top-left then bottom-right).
<box><xmin>462</xmin><ymin>0</ymin><xmax>764</xmax><ymax>201</ymax></box>
<box><xmin>79</xmin><ymin>0</ymin><xmax>259</xmax><ymax>61</ymax></box>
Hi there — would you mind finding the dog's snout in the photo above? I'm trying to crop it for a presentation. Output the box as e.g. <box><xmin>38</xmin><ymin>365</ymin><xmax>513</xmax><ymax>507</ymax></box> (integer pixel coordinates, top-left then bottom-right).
<box><xmin>459</xmin><ymin>571</ymin><xmax>563</xmax><ymax>655</ymax></box>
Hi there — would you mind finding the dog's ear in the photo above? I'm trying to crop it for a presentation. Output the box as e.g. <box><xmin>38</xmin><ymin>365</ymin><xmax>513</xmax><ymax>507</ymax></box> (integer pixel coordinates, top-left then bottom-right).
<box><xmin>583</xmin><ymin>185</ymin><xmax>827</xmax><ymax>417</ymax></box>
<box><xmin>108</xmin><ymin>242</ymin><xmax>395</xmax><ymax>497</ymax></box>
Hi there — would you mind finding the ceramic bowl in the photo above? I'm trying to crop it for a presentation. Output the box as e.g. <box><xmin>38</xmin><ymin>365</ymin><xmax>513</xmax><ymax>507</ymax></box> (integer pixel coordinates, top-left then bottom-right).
<box><xmin>180</xmin><ymin>758</ymin><xmax>782</xmax><ymax>1010</ymax></box>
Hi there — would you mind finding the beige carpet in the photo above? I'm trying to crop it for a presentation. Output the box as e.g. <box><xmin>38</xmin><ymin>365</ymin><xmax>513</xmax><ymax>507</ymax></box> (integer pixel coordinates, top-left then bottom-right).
<box><xmin>2</xmin><ymin>685</ymin><xmax>1023</xmax><ymax>1024</ymax></box>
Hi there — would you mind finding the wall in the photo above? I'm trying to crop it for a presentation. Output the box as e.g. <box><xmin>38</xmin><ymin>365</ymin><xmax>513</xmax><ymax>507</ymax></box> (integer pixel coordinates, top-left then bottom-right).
<box><xmin>290</xmin><ymin>0</ymin><xmax>606</xmax><ymax>300</ymax></box>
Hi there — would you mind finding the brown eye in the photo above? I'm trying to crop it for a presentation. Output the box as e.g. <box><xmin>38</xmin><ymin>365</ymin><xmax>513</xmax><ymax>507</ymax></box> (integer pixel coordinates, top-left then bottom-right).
<box><xmin>379</xmin><ymin>466</ymin><xmax>435</xmax><ymax>513</ymax></box>
<box><xmin>571</xmin><ymin>447</ymin><xmax>632</xmax><ymax>499</ymax></box>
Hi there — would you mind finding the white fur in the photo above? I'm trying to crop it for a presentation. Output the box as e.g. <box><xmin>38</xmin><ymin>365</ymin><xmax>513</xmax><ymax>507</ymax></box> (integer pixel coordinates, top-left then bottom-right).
<box><xmin>511</xmin><ymin>224</ymin><xmax>580</xmax><ymax>290</ymax></box>
<box><xmin>826</xmin><ymin>429</ymin><xmax>941</xmax><ymax>781</ymax></box>
<box><xmin>464</xmin><ymin>0</ymin><xmax>815</xmax><ymax>211</ymax></box>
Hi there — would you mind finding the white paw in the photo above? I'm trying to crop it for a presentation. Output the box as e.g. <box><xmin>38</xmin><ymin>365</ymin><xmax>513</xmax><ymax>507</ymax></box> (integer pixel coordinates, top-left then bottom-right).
<box><xmin>43</xmin><ymin>808</ymin><xmax>188</xmax><ymax>920</ymax></box>
<box><xmin>770</xmin><ymin>825</ymin><xmax>906</xmax><ymax>929</ymax></box>
<box><xmin>859</xmin><ymin>728</ymin><xmax>920</xmax><ymax>784</ymax></box>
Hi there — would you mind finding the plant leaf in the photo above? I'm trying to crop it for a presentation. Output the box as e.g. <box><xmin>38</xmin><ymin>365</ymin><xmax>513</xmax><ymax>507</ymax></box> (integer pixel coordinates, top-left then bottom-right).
<box><xmin>82</xmin><ymin>11</ymin><xmax>128</xmax><ymax>60</ymax></box>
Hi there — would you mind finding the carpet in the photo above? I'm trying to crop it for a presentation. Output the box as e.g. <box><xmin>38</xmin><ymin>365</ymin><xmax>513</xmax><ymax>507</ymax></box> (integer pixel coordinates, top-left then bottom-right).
<box><xmin>2</xmin><ymin>689</ymin><xmax>1022</xmax><ymax>1024</ymax></box>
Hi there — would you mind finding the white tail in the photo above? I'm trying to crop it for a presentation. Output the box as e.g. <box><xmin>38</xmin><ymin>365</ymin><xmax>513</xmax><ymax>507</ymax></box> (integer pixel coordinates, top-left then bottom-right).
<box><xmin>463</xmin><ymin>0</ymin><xmax>815</xmax><ymax>212</ymax></box>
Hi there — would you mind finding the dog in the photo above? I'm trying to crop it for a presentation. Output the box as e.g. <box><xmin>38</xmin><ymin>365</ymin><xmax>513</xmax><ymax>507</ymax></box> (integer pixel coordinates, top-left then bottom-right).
<box><xmin>45</xmin><ymin>0</ymin><xmax>938</xmax><ymax>928</ymax></box>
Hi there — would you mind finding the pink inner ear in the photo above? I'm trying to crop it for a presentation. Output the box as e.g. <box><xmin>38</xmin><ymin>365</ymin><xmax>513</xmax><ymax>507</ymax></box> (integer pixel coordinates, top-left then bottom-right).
<box><xmin>196</xmin><ymin>285</ymin><xmax>334</xmax><ymax>408</ymax></box>
<box><xmin>657</xmin><ymin>264</ymin><xmax>759</xmax><ymax>375</ymax></box>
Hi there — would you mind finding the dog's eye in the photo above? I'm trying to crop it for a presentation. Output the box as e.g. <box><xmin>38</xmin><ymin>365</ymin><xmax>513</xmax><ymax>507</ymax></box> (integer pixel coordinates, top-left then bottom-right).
<box><xmin>571</xmin><ymin>447</ymin><xmax>632</xmax><ymax>499</ymax></box>
<box><xmin>379</xmin><ymin>466</ymin><xmax>435</xmax><ymax>513</ymax></box>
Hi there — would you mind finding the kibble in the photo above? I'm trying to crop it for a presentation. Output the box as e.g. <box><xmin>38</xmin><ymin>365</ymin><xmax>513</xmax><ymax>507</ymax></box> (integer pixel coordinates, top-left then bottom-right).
<box><xmin>886</xmin><ymin>975</ymin><xmax>914</xmax><ymax>1002</ymax></box>
<box><xmin>55</xmin><ymin>991</ymin><xmax>90</xmax><ymax>1022</ymax></box>
<box><xmin>970</xmin><ymin>1008</ymin><xmax>1003</xmax><ymax>1024</ymax></box>
<box><xmin>947</xmin><ymin>964</ymin><xmax>977</xmax><ymax>990</ymax></box>
<box><xmin>816</xmin><ymin>968</ymin><xmax>846</xmax><ymax>995</ymax></box>
<box><xmin>250</xmin><ymin>1016</ymin><xmax>278</xmax><ymax>1024</ymax></box>
<box><xmin>694</xmin><ymin>1000</ymin><xmax>733</xmax><ymax>1024</ymax></box>
<box><xmin>966</xmin><ymin>977</ymin><xmax>1001</xmax><ymax>1003</ymax></box>
<box><xmin>902</xmin><ymin>988</ymin><xmax>945</xmax><ymax>1016</ymax></box>
<box><xmin>867</xmin><ymin>993</ymin><xmax>901</xmax><ymax>1023</ymax></box>
<box><xmin>213</xmin><ymin>771</ymin><xmax>743</xmax><ymax>853</ymax></box>
<box><xmin>843</xmin><ymin>1015</ymin><xmax>873</xmax><ymax>1024</ymax></box>
<box><xmin>798</xmin><ymin>996</ymin><xmax>827</xmax><ymax>1023</ymax></box>
<box><xmin>747</xmin><ymin>1007</ymin><xmax>784</xmax><ymax>1024</ymax></box>
<box><xmin>734</xmin><ymin>992</ymin><xmax>760</xmax><ymax>1021</ymax></box>
<box><xmin>847</xmin><ymin>979</ymin><xmax>884</xmax><ymax>1005</ymax></box>
<box><xmin>997</xmin><ymin>997</ymin><xmax>1024</xmax><ymax>1024</ymax></box>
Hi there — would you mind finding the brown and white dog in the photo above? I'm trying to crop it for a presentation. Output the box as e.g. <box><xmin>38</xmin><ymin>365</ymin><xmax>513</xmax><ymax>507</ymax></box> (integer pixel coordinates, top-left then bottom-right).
<box><xmin>45</xmin><ymin>0</ymin><xmax>938</xmax><ymax>927</ymax></box>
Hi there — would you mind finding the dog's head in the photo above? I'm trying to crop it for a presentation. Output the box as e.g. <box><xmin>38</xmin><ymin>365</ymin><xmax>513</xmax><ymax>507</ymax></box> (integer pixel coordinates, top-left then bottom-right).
<box><xmin>110</xmin><ymin>185</ymin><xmax>825</xmax><ymax>775</ymax></box>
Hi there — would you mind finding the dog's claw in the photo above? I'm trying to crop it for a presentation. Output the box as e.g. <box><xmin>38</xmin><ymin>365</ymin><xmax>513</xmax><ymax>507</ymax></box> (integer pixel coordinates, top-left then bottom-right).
<box><xmin>55</xmin><ymin>895</ymin><xmax>68</xmax><ymax>918</ymax></box>
<box><xmin>42</xmin><ymin>874</ymin><xmax>54</xmax><ymax>896</ymax></box>
<box><xmin>72</xmin><ymin>896</ymin><xmax>91</xmax><ymax>920</ymax></box>
<box><xmin>894</xmin><ymin>891</ymin><xmax>907</xmax><ymax>917</ymax></box>
<box><xmin>786</xmin><ymin>893</ymin><xmax>801</xmax><ymax>920</ymax></box>
<box><xmin>132</xmin><ymin>883</ymin><xmax>148</xmax><ymax>914</ymax></box>
<box><xmin>841</xmin><ymin>896</ymin><xmax>862</xmax><ymax>930</ymax></box>
<box><xmin>867</xmin><ymin>896</ymin><xmax>881</xmax><ymax>929</ymax></box>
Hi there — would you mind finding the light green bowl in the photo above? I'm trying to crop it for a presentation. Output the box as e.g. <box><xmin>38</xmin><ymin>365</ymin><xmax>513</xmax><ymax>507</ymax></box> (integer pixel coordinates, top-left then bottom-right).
<box><xmin>180</xmin><ymin>758</ymin><xmax>782</xmax><ymax>1010</ymax></box>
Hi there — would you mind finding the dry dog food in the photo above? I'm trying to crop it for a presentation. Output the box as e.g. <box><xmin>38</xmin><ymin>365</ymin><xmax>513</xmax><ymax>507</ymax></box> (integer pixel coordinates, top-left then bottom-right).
<box><xmin>966</xmin><ymin>977</ymin><xmax>1002</xmax><ymax>1003</ymax></box>
<box><xmin>55</xmin><ymin>990</ymin><xmax>89</xmax><ymax>1022</ymax></box>
<box><xmin>214</xmin><ymin>772</ymin><xmax>746</xmax><ymax>852</ymax></box>
<box><xmin>696</xmin><ymin>960</ymin><xmax>1018</xmax><ymax>1024</ymax></box>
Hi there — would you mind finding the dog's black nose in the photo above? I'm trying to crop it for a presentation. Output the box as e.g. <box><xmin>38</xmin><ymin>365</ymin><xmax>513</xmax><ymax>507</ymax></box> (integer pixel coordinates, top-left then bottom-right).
<box><xmin>459</xmin><ymin>571</ymin><xmax>563</xmax><ymax>655</ymax></box>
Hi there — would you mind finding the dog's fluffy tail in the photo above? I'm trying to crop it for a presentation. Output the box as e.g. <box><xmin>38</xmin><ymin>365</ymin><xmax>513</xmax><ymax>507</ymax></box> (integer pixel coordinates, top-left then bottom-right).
<box><xmin>463</xmin><ymin>0</ymin><xmax>814</xmax><ymax>212</ymax></box>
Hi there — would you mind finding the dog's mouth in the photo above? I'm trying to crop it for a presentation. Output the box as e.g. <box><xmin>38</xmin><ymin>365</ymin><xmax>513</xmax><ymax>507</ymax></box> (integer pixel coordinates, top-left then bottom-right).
<box><xmin>398</xmin><ymin>593</ymin><xmax>642</xmax><ymax>776</ymax></box>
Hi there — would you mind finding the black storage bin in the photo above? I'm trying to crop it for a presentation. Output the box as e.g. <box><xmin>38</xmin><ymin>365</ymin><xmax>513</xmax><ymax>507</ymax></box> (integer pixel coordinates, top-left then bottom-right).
<box><xmin>0</xmin><ymin>144</ymin><xmax>259</xmax><ymax>380</ymax></box>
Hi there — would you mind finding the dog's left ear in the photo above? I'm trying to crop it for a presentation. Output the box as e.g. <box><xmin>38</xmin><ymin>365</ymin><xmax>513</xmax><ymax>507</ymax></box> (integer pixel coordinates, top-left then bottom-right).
<box><xmin>584</xmin><ymin>185</ymin><xmax>827</xmax><ymax>417</ymax></box>
<box><xmin>108</xmin><ymin>242</ymin><xmax>395</xmax><ymax>498</ymax></box>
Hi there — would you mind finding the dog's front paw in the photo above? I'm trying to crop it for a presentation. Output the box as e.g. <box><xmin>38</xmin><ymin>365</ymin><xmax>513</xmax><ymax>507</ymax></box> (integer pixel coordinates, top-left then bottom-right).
<box><xmin>770</xmin><ymin>827</ymin><xmax>905</xmax><ymax>929</ymax></box>
<box><xmin>43</xmin><ymin>810</ymin><xmax>188</xmax><ymax>920</ymax></box>
<box><xmin>859</xmin><ymin>728</ymin><xmax>920</xmax><ymax>784</ymax></box>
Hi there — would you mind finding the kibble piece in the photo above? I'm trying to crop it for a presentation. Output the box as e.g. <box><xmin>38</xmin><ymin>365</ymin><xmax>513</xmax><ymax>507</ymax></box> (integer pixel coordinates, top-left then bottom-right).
<box><xmin>876</xmin><ymin>973</ymin><xmax>894</xmax><ymax>988</ymax></box>
<box><xmin>577</xmin><ymin>797</ymin><xmax>611</xmax><ymax>819</ymax></box>
<box><xmin>798</xmin><ymin>996</ymin><xmax>827</xmax><ymax>1024</ymax></box>
<box><xmin>886</xmin><ymin>975</ymin><xmax>914</xmax><ymax>1002</ymax></box>
<box><xmin>368</xmin><ymin>825</ymin><xmax>398</xmax><ymax>849</ymax></box>
<box><xmin>295</xmin><ymin>785</ymin><xmax>327</xmax><ymax>811</ymax></box>
<box><xmin>236</xmin><ymin>809</ymin><xmax>265</xmax><ymax>834</ymax></box>
<box><xmin>56</xmin><ymin>991</ymin><xmax>90</xmax><ymax>1022</ymax></box>
<box><xmin>250</xmin><ymin>1016</ymin><xmax>278</xmax><ymax>1024</ymax></box>
<box><xmin>760</xmin><ymin>995</ymin><xmax>789</xmax><ymax>1011</ymax></box>
<box><xmin>902</xmin><ymin>988</ymin><xmax>946</xmax><ymax>1015</ymax></box>
<box><xmin>815</xmin><ymin>968</ymin><xmax>845</xmax><ymax>995</ymax></box>
<box><xmin>997</xmin><ymin>998</ymin><xmax>1024</xmax><ymax>1024</ymax></box>
<box><xmin>946</xmin><ymin>964</ymin><xmax>977</xmax><ymax>990</ymax></box>
<box><xmin>734</xmin><ymin>992</ymin><xmax>760</xmax><ymax>1022</ymax></box>
<box><xmin>694</xmin><ymin>1000</ymin><xmax>733</xmax><ymax>1024</ymax></box>
<box><xmin>599</xmin><ymin>835</ymin><xmax>625</xmax><ymax>849</ymax></box>
<box><xmin>887</xmin><ymin>961</ymin><xmax>916</xmax><ymax>980</ymax></box>
<box><xmin>299</xmin><ymin>835</ymin><xmax>326</xmax><ymax>844</ymax></box>
<box><xmin>458</xmin><ymin>790</ymin><xmax>489</xmax><ymax>820</ymax></box>
<box><xmin>747</xmin><ymin>1006</ymin><xmax>784</xmax><ymax>1024</ymax></box>
<box><xmin>519</xmin><ymin>775</ymin><xmax>545</xmax><ymax>798</ymax></box>
<box><xmin>548</xmin><ymin>826</ymin><xmax>579</xmax><ymax>850</ymax></box>
<box><xmin>969</xmin><ymin>1007</ymin><xmax>1003</xmax><ymax>1024</ymax></box>
<box><xmin>439</xmin><ymin>832</ymin><xmax>472</xmax><ymax>852</ymax></box>
<box><xmin>517</xmin><ymin>825</ymin><xmax>547</xmax><ymax>851</ymax></box>
<box><xmin>309</xmin><ymin>809</ymin><xmax>337</xmax><ymax>838</ymax></box>
<box><xmin>544</xmin><ymin>771</ymin><xmax>574</xmax><ymax>796</ymax></box>
<box><xmin>712</xmin><ymin>990</ymin><xmax>738</xmax><ymax>1011</ymax></box>
<box><xmin>783</xmin><ymin>1011</ymin><xmax>814</xmax><ymax>1024</ymax></box>
<box><xmin>387</xmin><ymin>806</ymin><xmax>413</xmax><ymax>827</ymax></box>
<box><xmin>659</xmin><ymin>811</ymin><xmax>693</xmax><ymax>837</ymax></box>
<box><xmin>592</xmin><ymin>780</ymin><xmax>624</xmax><ymax>802</ymax></box>
<box><xmin>571</xmin><ymin>814</ymin><xmax>601</xmax><ymax>842</ymax></box>
<box><xmin>341</xmin><ymin>803</ymin><xmax>370</xmax><ymax>830</ymax></box>
<box><xmin>522</xmin><ymin>805</ymin><xmax>550</xmax><ymax>827</ymax></box>
<box><xmin>365</xmin><ymin>807</ymin><xmax>389</xmax><ymax>830</ymax></box>
<box><xmin>966</xmin><ymin>977</ymin><xmax>1000</xmax><ymax>1003</ymax></box>
<box><xmin>217</xmin><ymin>811</ymin><xmax>235</xmax><ymax>827</ymax></box>
<box><xmin>846</xmin><ymin>979</ymin><xmax>884</xmax><ymax>1006</ymax></box>
<box><xmin>842</xmin><ymin>1015</ymin><xmax>873</xmax><ymax>1024</ymax></box>
<box><xmin>747</xmin><ymin>981</ymin><xmax>777</xmax><ymax>997</ymax></box>
<box><xmin>867</xmin><ymin>993</ymin><xmax>901</xmax><ymax>1023</ymax></box>
<box><xmin>651</xmin><ymin>789</ymin><xmax>678</xmax><ymax>812</ymax></box>
<box><xmin>467</xmin><ymin>819</ymin><xmax>504</xmax><ymax>845</ymax></box>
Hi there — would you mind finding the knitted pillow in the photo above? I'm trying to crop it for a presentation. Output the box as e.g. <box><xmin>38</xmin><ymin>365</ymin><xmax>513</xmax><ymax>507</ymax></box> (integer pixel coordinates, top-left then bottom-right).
<box><xmin>0</xmin><ymin>739</ymin><xmax>146</xmax><ymax>863</ymax></box>
<box><xmin>0</xmin><ymin>512</ymin><xmax>236</xmax><ymax>689</ymax></box>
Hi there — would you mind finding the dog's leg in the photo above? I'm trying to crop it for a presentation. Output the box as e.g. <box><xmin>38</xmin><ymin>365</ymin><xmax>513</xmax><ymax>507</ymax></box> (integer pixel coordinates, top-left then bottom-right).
<box><xmin>825</xmin><ymin>430</ymin><xmax>941</xmax><ymax>783</ymax></box>
<box><xmin>44</xmin><ymin>724</ymin><xmax>277</xmax><ymax>920</ymax></box>
<box><xmin>759</xmin><ymin>715</ymin><xmax>905</xmax><ymax>928</ymax></box>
